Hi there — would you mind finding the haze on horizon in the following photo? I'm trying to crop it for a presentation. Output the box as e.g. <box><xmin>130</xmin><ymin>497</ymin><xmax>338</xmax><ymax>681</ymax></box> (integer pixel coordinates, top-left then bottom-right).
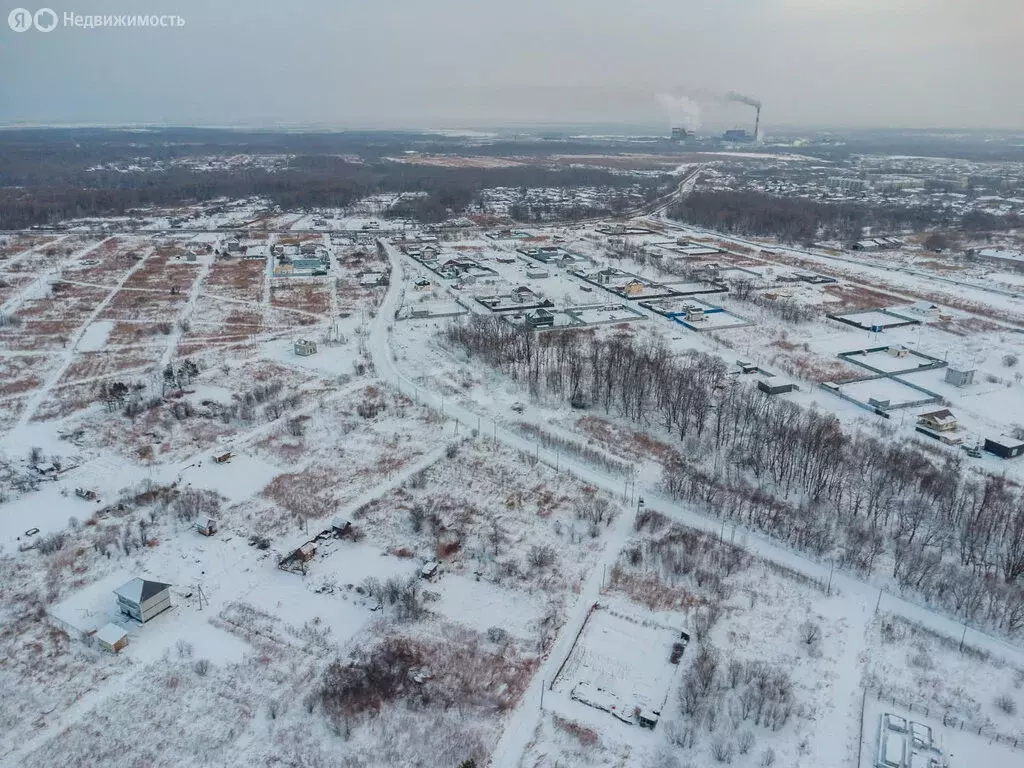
<box><xmin>1</xmin><ymin>0</ymin><xmax>1021</xmax><ymax>132</ymax></box>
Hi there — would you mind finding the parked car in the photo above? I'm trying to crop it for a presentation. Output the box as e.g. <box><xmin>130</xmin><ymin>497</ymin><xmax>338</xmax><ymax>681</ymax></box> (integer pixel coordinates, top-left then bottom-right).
<box><xmin>670</xmin><ymin>642</ymin><xmax>686</xmax><ymax>664</ymax></box>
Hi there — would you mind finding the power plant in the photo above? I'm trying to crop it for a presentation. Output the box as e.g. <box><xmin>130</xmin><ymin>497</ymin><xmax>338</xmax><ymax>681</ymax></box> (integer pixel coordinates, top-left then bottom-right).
<box><xmin>657</xmin><ymin>89</ymin><xmax>762</xmax><ymax>144</ymax></box>
<box><xmin>724</xmin><ymin>92</ymin><xmax>762</xmax><ymax>143</ymax></box>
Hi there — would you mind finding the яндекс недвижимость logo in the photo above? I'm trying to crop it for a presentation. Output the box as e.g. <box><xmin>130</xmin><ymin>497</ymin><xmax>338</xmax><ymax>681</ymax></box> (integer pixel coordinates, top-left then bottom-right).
<box><xmin>8</xmin><ymin>7</ymin><xmax>57</xmax><ymax>31</ymax></box>
<box><xmin>8</xmin><ymin>8</ymin><xmax>183</xmax><ymax>32</ymax></box>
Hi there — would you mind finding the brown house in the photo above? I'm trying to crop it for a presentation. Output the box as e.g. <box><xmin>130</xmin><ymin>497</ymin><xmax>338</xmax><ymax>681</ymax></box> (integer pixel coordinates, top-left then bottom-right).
<box><xmin>918</xmin><ymin>409</ymin><xmax>958</xmax><ymax>432</ymax></box>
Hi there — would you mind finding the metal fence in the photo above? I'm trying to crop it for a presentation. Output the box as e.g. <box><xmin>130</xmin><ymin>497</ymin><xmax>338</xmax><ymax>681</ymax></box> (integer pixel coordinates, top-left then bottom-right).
<box><xmin>873</xmin><ymin>687</ymin><xmax>1024</xmax><ymax>754</ymax></box>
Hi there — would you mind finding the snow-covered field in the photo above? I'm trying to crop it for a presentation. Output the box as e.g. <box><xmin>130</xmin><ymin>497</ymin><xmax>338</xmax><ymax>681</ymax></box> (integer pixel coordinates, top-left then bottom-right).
<box><xmin>3</xmin><ymin>203</ymin><xmax>1024</xmax><ymax>768</ymax></box>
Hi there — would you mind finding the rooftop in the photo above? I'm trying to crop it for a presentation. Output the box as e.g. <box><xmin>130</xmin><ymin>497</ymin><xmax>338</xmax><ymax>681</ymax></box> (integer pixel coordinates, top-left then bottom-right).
<box><xmin>113</xmin><ymin>578</ymin><xmax>172</xmax><ymax>604</ymax></box>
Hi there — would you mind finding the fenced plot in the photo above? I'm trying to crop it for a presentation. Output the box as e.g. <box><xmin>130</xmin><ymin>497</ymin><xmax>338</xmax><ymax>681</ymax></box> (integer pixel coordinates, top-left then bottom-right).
<box><xmin>552</xmin><ymin>606</ymin><xmax>680</xmax><ymax>726</ymax></box>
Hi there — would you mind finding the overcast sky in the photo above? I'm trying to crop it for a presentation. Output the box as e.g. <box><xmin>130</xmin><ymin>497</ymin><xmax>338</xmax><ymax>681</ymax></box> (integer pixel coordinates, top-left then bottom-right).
<box><xmin>1</xmin><ymin>0</ymin><xmax>1021</xmax><ymax>131</ymax></box>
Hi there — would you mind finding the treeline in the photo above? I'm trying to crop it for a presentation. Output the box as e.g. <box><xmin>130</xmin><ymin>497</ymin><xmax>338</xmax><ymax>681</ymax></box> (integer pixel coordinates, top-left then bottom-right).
<box><xmin>0</xmin><ymin>129</ymin><xmax>672</xmax><ymax>229</ymax></box>
<box><xmin>0</xmin><ymin>158</ymin><xmax>665</xmax><ymax>230</ymax></box>
<box><xmin>447</xmin><ymin>316</ymin><xmax>1024</xmax><ymax>636</ymax></box>
<box><xmin>667</xmin><ymin>190</ymin><xmax>947</xmax><ymax>244</ymax></box>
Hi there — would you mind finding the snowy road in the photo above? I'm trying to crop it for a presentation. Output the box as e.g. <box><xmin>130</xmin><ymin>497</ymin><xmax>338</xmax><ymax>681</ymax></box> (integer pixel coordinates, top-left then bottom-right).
<box><xmin>652</xmin><ymin>215</ymin><xmax>1024</xmax><ymax>308</ymax></box>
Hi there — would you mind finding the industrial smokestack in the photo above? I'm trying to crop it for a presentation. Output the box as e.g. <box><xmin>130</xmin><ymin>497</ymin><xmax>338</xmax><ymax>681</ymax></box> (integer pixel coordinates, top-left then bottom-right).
<box><xmin>754</xmin><ymin>106</ymin><xmax>761</xmax><ymax>143</ymax></box>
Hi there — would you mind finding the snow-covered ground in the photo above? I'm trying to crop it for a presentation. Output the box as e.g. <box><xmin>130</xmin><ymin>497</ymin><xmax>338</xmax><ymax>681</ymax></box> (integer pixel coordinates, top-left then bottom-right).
<box><xmin>3</xmin><ymin>205</ymin><xmax>1024</xmax><ymax>768</ymax></box>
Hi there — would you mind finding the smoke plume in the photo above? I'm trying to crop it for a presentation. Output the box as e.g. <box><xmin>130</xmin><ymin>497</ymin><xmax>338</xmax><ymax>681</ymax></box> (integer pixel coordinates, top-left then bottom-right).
<box><xmin>727</xmin><ymin>91</ymin><xmax>762</xmax><ymax>109</ymax></box>
<box><xmin>655</xmin><ymin>93</ymin><xmax>702</xmax><ymax>130</ymax></box>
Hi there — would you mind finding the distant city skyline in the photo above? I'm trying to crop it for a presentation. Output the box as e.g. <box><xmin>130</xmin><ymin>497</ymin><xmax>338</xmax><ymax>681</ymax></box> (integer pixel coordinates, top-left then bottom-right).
<box><xmin>1</xmin><ymin>0</ymin><xmax>1021</xmax><ymax>131</ymax></box>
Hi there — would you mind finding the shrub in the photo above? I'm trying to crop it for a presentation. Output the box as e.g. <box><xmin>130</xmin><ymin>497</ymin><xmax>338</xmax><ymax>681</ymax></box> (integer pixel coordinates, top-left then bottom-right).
<box><xmin>760</xmin><ymin>748</ymin><xmax>776</xmax><ymax>767</ymax></box>
<box><xmin>436</xmin><ymin>539</ymin><xmax>462</xmax><ymax>560</ymax></box>
<box><xmin>194</xmin><ymin>659</ymin><xmax>210</xmax><ymax>676</ymax></box>
<box><xmin>799</xmin><ymin>620</ymin><xmax>822</xmax><ymax>656</ymax></box>
<box><xmin>528</xmin><ymin>544</ymin><xmax>556</xmax><ymax>569</ymax></box>
<box><xmin>711</xmin><ymin>737</ymin><xmax>734</xmax><ymax>764</ymax></box>
<box><xmin>37</xmin><ymin>532</ymin><xmax>68</xmax><ymax>555</ymax></box>
<box><xmin>409</xmin><ymin>505</ymin><xmax>426</xmax><ymax>533</ymax></box>
<box><xmin>319</xmin><ymin>638</ymin><xmax>425</xmax><ymax>719</ymax></box>
<box><xmin>995</xmin><ymin>693</ymin><xmax>1017</xmax><ymax>715</ymax></box>
<box><xmin>486</xmin><ymin>626</ymin><xmax>510</xmax><ymax>645</ymax></box>
<box><xmin>738</xmin><ymin>729</ymin><xmax>755</xmax><ymax>755</ymax></box>
<box><xmin>552</xmin><ymin>714</ymin><xmax>599</xmax><ymax>748</ymax></box>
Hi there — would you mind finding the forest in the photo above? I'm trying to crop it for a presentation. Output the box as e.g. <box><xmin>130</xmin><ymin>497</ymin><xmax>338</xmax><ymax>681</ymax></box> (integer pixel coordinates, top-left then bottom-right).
<box><xmin>447</xmin><ymin>317</ymin><xmax>1024</xmax><ymax>637</ymax></box>
<box><xmin>0</xmin><ymin>129</ymin><xmax>667</xmax><ymax>229</ymax></box>
<box><xmin>666</xmin><ymin>190</ymin><xmax>951</xmax><ymax>244</ymax></box>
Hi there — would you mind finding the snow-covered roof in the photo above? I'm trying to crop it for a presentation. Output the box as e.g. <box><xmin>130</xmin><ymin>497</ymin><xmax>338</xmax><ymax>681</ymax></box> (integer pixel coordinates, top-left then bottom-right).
<box><xmin>113</xmin><ymin>578</ymin><xmax>172</xmax><ymax>604</ymax></box>
<box><xmin>988</xmin><ymin>435</ymin><xmax>1024</xmax><ymax>450</ymax></box>
<box><xmin>919</xmin><ymin>409</ymin><xmax>956</xmax><ymax>425</ymax></box>
<box><xmin>96</xmin><ymin>622</ymin><xmax>128</xmax><ymax>645</ymax></box>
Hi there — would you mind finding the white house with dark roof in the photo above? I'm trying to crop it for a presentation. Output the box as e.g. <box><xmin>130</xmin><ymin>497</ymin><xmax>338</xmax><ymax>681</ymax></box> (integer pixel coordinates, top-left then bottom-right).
<box><xmin>113</xmin><ymin>578</ymin><xmax>173</xmax><ymax>623</ymax></box>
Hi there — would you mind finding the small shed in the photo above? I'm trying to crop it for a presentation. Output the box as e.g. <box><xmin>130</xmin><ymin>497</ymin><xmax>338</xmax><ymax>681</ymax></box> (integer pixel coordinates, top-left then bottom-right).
<box><xmin>637</xmin><ymin>708</ymin><xmax>660</xmax><ymax>729</ymax></box>
<box><xmin>984</xmin><ymin>436</ymin><xmax>1024</xmax><ymax>459</ymax></box>
<box><xmin>96</xmin><ymin>623</ymin><xmax>129</xmax><ymax>653</ymax></box>
<box><xmin>420</xmin><ymin>561</ymin><xmax>439</xmax><ymax>580</ymax></box>
<box><xmin>214</xmin><ymin>451</ymin><xmax>233</xmax><ymax>464</ymax></box>
<box><xmin>114</xmin><ymin>578</ymin><xmax>173</xmax><ymax>623</ymax></box>
<box><xmin>294</xmin><ymin>339</ymin><xmax>318</xmax><ymax>357</ymax></box>
<box><xmin>757</xmin><ymin>380</ymin><xmax>798</xmax><ymax>396</ymax></box>
<box><xmin>297</xmin><ymin>542</ymin><xmax>317</xmax><ymax>562</ymax></box>
<box><xmin>331</xmin><ymin>517</ymin><xmax>352</xmax><ymax>537</ymax></box>
<box><xmin>196</xmin><ymin>516</ymin><xmax>218</xmax><ymax>537</ymax></box>
<box><xmin>944</xmin><ymin>367</ymin><xmax>976</xmax><ymax>387</ymax></box>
